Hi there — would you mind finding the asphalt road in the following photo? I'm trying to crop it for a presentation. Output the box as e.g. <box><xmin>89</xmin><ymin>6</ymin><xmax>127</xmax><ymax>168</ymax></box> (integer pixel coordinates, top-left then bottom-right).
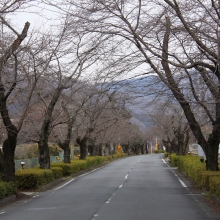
<box><xmin>0</xmin><ymin>154</ymin><xmax>220</xmax><ymax>220</ymax></box>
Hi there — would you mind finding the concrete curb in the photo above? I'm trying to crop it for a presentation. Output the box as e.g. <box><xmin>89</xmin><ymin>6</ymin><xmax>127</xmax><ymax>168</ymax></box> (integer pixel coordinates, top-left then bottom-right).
<box><xmin>38</xmin><ymin>177</ymin><xmax>65</xmax><ymax>191</ymax></box>
<box><xmin>0</xmin><ymin>195</ymin><xmax>16</xmax><ymax>207</ymax></box>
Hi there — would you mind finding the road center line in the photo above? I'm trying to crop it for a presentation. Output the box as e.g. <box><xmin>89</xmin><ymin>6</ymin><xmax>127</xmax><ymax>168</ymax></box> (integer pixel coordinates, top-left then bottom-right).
<box><xmin>124</xmin><ymin>174</ymin><xmax>128</xmax><ymax>180</ymax></box>
<box><xmin>0</xmin><ymin>212</ymin><xmax>5</xmax><ymax>215</ymax></box>
<box><xmin>105</xmin><ymin>197</ymin><xmax>112</xmax><ymax>204</ymax></box>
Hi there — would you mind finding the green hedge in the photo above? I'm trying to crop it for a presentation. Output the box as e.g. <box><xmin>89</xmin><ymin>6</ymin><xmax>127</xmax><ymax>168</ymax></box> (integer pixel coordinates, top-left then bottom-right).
<box><xmin>51</xmin><ymin>160</ymin><xmax>89</xmax><ymax>175</ymax></box>
<box><xmin>85</xmin><ymin>156</ymin><xmax>104</xmax><ymax>168</ymax></box>
<box><xmin>111</xmin><ymin>153</ymin><xmax>127</xmax><ymax>159</ymax></box>
<box><xmin>51</xmin><ymin>156</ymin><xmax>106</xmax><ymax>175</ymax></box>
<box><xmin>50</xmin><ymin>163</ymin><xmax>74</xmax><ymax>176</ymax></box>
<box><xmin>164</xmin><ymin>152</ymin><xmax>169</xmax><ymax>158</ymax></box>
<box><xmin>178</xmin><ymin>155</ymin><xmax>205</xmax><ymax>182</ymax></box>
<box><xmin>51</xmin><ymin>154</ymin><xmax>127</xmax><ymax>176</ymax></box>
<box><xmin>15</xmin><ymin>168</ymin><xmax>54</xmax><ymax>190</ymax></box>
<box><xmin>198</xmin><ymin>171</ymin><xmax>220</xmax><ymax>190</ymax></box>
<box><xmin>0</xmin><ymin>182</ymin><xmax>17</xmax><ymax>200</ymax></box>
<box><xmin>170</xmin><ymin>154</ymin><xmax>220</xmax><ymax>198</ymax></box>
<box><xmin>154</xmin><ymin>150</ymin><xmax>165</xmax><ymax>154</ymax></box>
<box><xmin>170</xmin><ymin>153</ymin><xmax>180</xmax><ymax>167</ymax></box>
<box><xmin>210</xmin><ymin>176</ymin><xmax>220</xmax><ymax>197</ymax></box>
<box><xmin>170</xmin><ymin>154</ymin><xmax>206</xmax><ymax>181</ymax></box>
<box><xmin>51</xmin><ymin>167</ymin><xmax>63</xmax><ymax>179</ymax></box>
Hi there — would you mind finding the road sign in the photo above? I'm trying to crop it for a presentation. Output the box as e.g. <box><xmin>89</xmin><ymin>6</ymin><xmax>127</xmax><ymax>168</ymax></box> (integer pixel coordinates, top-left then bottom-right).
<box><xmin>117</xmin><ymin>145</ymin><xmax>121</xmax><ymax>155</ymax></box>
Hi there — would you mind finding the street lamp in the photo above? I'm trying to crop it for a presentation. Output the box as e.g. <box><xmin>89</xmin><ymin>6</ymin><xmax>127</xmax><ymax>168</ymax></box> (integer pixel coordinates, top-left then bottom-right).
<box><xmin>20</xmin><ymin>161</ymin><xmax>25</xmax><ymax>170</ymax></box>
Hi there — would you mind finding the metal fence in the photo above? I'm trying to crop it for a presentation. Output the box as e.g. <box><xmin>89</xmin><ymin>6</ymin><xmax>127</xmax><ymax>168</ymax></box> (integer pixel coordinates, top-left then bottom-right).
<box><xmin>15</xmin><ymin>152</ymin><xmax>64</xmax><ymax>171</ymax></box>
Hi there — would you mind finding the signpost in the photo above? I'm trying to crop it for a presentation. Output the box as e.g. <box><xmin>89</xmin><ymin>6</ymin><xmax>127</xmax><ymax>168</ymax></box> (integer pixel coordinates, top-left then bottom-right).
<box><xmin>117</xmin><ymin>145</ymin><xmax>121</xmax><ymax>155</ymax></box>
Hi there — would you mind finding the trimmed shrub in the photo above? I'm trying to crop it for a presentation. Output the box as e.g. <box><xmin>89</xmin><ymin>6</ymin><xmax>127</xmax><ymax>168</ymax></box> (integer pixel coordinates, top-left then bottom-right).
<box><xmin>85</xmin><ymin>156</ymin><xmax>104</xmax><ymax>169</ymax></box>
<box><xmin>175</xmin><ymin>155</ymin><xmax>206</xmax><ymax>182</ymax></box>
<box><xmin>209</xmin><ymin>176</ymin><xmax>220</xmax><ymax>197</ymax></box>
<box><xmin>16</xmin><ymin>168</ymin><xmax>54</xmax><ymax>190</ymax></box>
<box><xmin>50</xmin><ymin>163</ymin><xmax>74</xmax><ymax>176</ymax></box>
<box><xmin>189</xmin><ymin>164</ymin><xmax>206</xmax><ymax>182</ymax></box>
<box><xmin>164</xmin><ymin>152</ymin><xmax>169</xmax><ymax>158</ymax></box>
<box><xmin>51</xmin><ymin>167</ymin><xmax>63</xmax><ymax>179</ymax></box>
<box><xmin>69</xmin><ymin>162</ymin><xmax>81</xmax><ymax>173</ymax></box>
<box><xmin>71</xmin><ymin>160</ymin><xmax>87</xmax><ymax>172</ymax></box>
<box><xmin>0</xmin><ymin>182</ymin><xmax>17</xmax><ymax>200</ymax></box>
<box><xmin>198</xmin><ymin>171</ymin><xmax>220</xmax><ymax>190</ymax></box>
<box><xmin>170</xmin><ymin>154</ymin><xmax>179</xmax><ymax>167</ymax></box>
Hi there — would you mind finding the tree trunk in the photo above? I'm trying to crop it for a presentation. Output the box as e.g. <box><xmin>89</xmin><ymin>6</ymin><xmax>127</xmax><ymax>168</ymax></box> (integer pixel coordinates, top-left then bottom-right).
<box><xmin>0</xmin><ymin>152</ymin><xmax>4</xmax><ymax>179</ymax></box>
<box><xmin>38</xmin><ymin>87</ymin><xmax>64</xmax><ymax>168</ymax></box>
<box><xmin>0</xmin><ymin>124</ymin><xmax>18</xmax><ymax>182</ymax></box>
<box><xmin>38</xmin><ymin>118</ymin><xmax>51</xmax><ymax>169</ymax></box>
<box><xmin>93</xmin><ymin>145</ymin><xmax>98</xmax><ymax>156</ymax></box>
<box><xmin>80</xmin><ymin>142</ymin><xmax>87</xmax><ymax>159</ymax></box>
<box><xmin>0</xmin><ymin>91</ymin><xmax>18</xmax><ymax>181</ymax></box>
<box><xmin>97</xmin><ymin>144</ymin><xmax>102</xmax><ymax>156</ymax></box>
<box><xmin>76</xmin><ymin>136</ymin><xmax>88</xmax><ymax>160</ymax></box>
<box><xmin>63</xmin><ymin>143</ymin><xmax>71</xmax><ymax>163</ymax></box>
<box><xmin>56</xmin><ymin>142</ymin><xmax>71</xmax><ymax>163</ymax></box>
<box><xmin>141</xmin><ymin>144</ymin><xmax>144</xmax><ymax>154</ymax></box>
<box><xmin>38</xmin><ymin>141</ymin><xmax>50</xmax><ymax>169</ymax></box>
<box><xmin>105</xmin><ymin>143</ymin><xmax>110</xmax><ymax>156</ymax></box>
<box><xmin>0</xmin><ymin>22</ymin><xmax>30</xmax><ymax>181</ymax></box>
<box><xmin>204</xmin><ymin>137</ymin><xmax>220</xmax><ymax>171</ymax></box>
<box><xmin>88</xmin><ymin>145</ymin><xmax>94</xmax><ymax>156</ymax></box>
<box><xmin>1</xmin><ymin>134</ymin><xmax>17</xmax><ymax>182</ymax></box>
<box><xmin>0</xmin><ymin>100</ymin><xmax>18</xmax><ymax>181</ymax></box>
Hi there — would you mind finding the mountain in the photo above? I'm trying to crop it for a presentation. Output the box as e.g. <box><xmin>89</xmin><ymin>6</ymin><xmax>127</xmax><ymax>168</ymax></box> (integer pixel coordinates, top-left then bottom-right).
<box><xmin>100</xmin><ymin>75</ymin><xmax>170</xmax><ymax>130</ymax></box>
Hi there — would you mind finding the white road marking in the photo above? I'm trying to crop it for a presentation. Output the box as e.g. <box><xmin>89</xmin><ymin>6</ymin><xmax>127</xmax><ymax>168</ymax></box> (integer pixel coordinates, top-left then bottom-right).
<box><xmin>177</xmin><ymin>177</ymin><xmax>187</xmax><ymax>187</ymax></box>
<box><xmin>21</xmin><ymin>192</ymin><xmax>35</xmax><ymax>195</ymax></box>
<box><xmin>88</xmin><ymin>168</ymin><xmax>100</xmax><ymax>173</ymax></box>
<box><xmin>124</xmin><ymin>174</ymin><xmax>128</xmax><ymax>180</ymax></box>
<box><xmin>33</xmin><ymin>194</ymin><xmax>39</xmax><ymax>198</ymax></box>
<box><xmin>78</xmin><ymin>173</ymin><xmax>89</xmax><ymax>178</ymax></box>
<box><xmin>119</xmin><ymin>184</ymin><xmax>123</xmax><ymax>188</ymax></box>
<box><xmin>54</xmin><ymin>161</ymin><xmax>115</xmax><ymax>191</ymax></box>
<box><xmin>162</xmin><ymin>158</ymin><xmax>187</xmax><ymax>188</ymax></box>
<box><xmin>91</xmin><ymin>214</ymin><xmax>99</xmax><ymax>220</ymax></box>
<box><xmin>105</xmin><ymin>193</ymin><xmax>116</xmax><ymax>204</ymax></box>
<box><xmin>28</xmin><ymin>207</ymin><xmax>56</xmax><ymax>210</ymax></box>
<box><xmin>78</xmin><ymin>167</ymin><xmax>101</xmax><ymax>178</ymax></box>
<box><xmin>54</xmin><ymin>178</ymin><xmax>75</xmax><ymax>190</ymax></box>
<box><xmin>105</xmin><ymin>197</ymin><xmax>111</xmax><ymax>204</ymax></box>
<box><xmin>0</xmin><ymin>212</ymin><xmax>5</xmax><ymax>215</ymax></box>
